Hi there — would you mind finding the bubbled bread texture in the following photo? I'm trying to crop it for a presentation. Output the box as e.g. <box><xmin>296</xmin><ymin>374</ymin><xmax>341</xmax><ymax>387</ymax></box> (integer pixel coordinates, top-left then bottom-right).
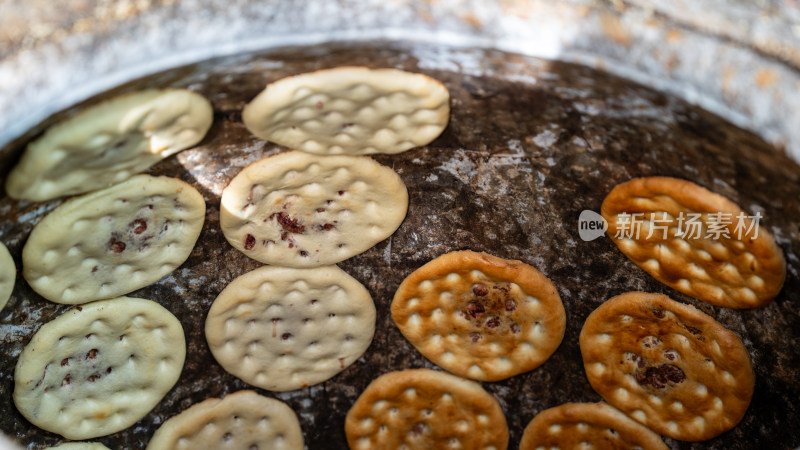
<box><xmin>242</xmin><ymin>66</ymin><xmax>450</xmax><ymax>156</ymax></box>
<box><xmin>22</xmin><ymin>175</ymin><xmax>205</xmax><ymax>304</ymax></box>
<box><xmin>2</xmin><ymin>43</ymin><xmax>799</xmax><ymax>449</ymax></box>
<box><xmin>220</xmin><ymin>150</ymin><xmax>408</xmax><ymax>268</ymax></box>
<box><xmin>518</xmin><ymin>402</ymin><xmax>668</xmax><ymax>450</ymax></box>
<box><xmin>205</xmin><ymin>265</ymin><xmax>375</xmax><ymax>391</ymax></box>
<box><xmin>579</xmin><ymin>292</ymin><xmax>754</xmax><ymax>441</ymax></box>
<box><xmin>391</xmin><ymin>250</ymin><xmax>565</xmax><ymax>381</ymax></box>
<box><xmin>601</xmin><ymin>176</ymin><xmax>786</xmax><ymax>308</ymax></box>
<box><xmin>5</xmin><ymin>89</ymin><xmax>212</xmax><ymax>202</ymax></box>
<box><xmin>14</xmin><ymin>297</ymin><xmax>186</xmax><ymax>440</ymax></box>
<box><xmin>146</xmin><ymin>390</ymin><xmax>303</xmax><ymax>450</ymax></box>
<box><xmin>345</xmin><ymin>369</ymin><xmax>508</xmax><ymax>450</ymax></box>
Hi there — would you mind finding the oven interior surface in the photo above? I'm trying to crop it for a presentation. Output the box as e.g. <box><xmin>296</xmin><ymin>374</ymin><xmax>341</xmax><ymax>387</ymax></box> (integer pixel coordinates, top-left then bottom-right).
<box><xmin>0</xmin><ymin>42</ymin><xmax>799</xmax><ymax>449</ymax></box>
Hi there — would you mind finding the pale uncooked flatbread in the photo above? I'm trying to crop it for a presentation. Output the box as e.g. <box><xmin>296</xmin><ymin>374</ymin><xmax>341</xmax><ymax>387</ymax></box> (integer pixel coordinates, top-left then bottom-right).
<box><xmin>220</xmin><ymin>150</ymin><xmax>408</xmax><ymax>267</ymax></box>
<box><xmin>22</xmin><ymin>174</ymin><xmax>205</xmax><ymax>304</ymax></box>
<box><xmin>205</xmin><ymin>265</ymin><xmax>375</xmax><ymax>391</ymax></box>
<box><xmin>242</xmin><ymin>66</ymin><xmax>450</xmax><ymax>155</ymax></box>
<box><xmin>14</xmin><ymin>297</ymin><xmax>186</xmax><ymax>440</ymax></box>
<box><xmin>146</xmin><ymin>390</ymin><xmax>304</xmax><ymax>450</ymax></box>
<box><xmin>6</xmin><ymin>89</ymin><xmax>213</xmax><ymax>202</ymax></box>
<box><xmin>0</xmin><ymin>242</ymin><xmax>14</xmax><ymax>311</ymax></box>
<box><xmin>45</xmin><ymin>443</ymin><xmax>111</xmax><ymax>450</ymax></box>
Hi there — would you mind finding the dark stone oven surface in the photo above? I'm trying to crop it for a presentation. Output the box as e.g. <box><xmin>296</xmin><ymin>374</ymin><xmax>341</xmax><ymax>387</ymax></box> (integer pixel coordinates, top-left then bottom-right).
<box><xmin>0</xmin><ymin>42</ymin><xmax>798</xmax><ymax>449</ymax></box>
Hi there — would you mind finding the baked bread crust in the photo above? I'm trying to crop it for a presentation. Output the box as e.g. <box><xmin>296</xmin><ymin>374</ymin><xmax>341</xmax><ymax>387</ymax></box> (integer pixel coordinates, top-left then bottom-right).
<box><xmin>601</xmin><ymin>176</ymin><xmax>786</xmax><ymax>308</ymax></box>
<box><xmin>345</xmin><ymin>368</ymin><xmax>508</xmax><ymax>449</ymax></box>
<box><xmin>391</xmin><ymin>250</ymin><xmax>565</xmax><ymax>381</ymax></box>
<box><xmin>579</xmin><ymin>291</ymin><xmax>755</xmax><ymax>441</ymax></box>
<box><xmin>519</xmin><ymin>402</ymin><xmax>669</xmax><ymax>450</ymax></box>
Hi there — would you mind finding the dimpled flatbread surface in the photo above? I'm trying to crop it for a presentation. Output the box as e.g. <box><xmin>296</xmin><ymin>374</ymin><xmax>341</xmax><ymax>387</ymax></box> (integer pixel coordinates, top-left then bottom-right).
<box><xmin>391</xmin><ymin>250</ymin><xmax>565</xmax><ymax>381</ymax></box>
<box><xmin>220</xmin><ymin>150</ymin><xmax>408</xmax><ymax>267</ymax></box>
<box><xmin>345</xmin><ymin>368</ymin><xmax>508</xmax><ymax>450</ymax></box>
<box><xmin>45</xmin><ymin>443</ymin><xmax>111</xmax><ymax>450</ymax></box>
<box><xmin>22</xmin><ymin>174</ymin><xmax>205</xmax><ymax>304</ymax></box>
<box><xmin>1</xmin><ymin>43</ymin><xmax>800</xmax><ymax>449</ymax></box>
<box><xmin>518</xmin><ymin>402</ymin><xmax>668</xmax><ymax>450</ymax></box>
<box><xmin>0</xmin><ymin>242</ymin><xmax>14</xmax><ymax>311</ymax></box>
<box><xmin>5</xmin><ymin>89</ymin><xmax>213</xmax><ymax>202</ymax></box>
<box><xmin>579</xmin><ymin>292</ymin><xmax>754</xmax><ymax>441</ymax></box>
<box><xmin>242</xmin><ymin>66</ymin><xmax>450</xmax><ymax>155</ymax></box>
<box><xmin>205</xmin><ymin>265</ymin><xmax>376</xmax><ymax>391</ymax></box>
<box><xmin>146</xmin><ymin>390</ymin><xmax>303</xmax><ymax>450</ymax></box>
<box><xmin>601</xmin><ymin>176</ymin><xmax>786</xmax><ymax>308</ymax></box>
<box><xmin>13</xmin><ymin>297</ymin><xmax>185</xmax><ymax>440</ymax></box>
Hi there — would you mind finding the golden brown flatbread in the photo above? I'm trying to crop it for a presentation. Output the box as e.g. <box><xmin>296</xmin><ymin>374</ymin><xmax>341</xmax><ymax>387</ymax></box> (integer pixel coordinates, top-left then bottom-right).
<box><xmin>391</xmin><ymin>250</ymin><xmax>565</xmax><ymax>381</ymax></box>
<box><xmin>580</xmin><ymin>291</ymin><xmax>754</xmax><ymax>441</ymax></box>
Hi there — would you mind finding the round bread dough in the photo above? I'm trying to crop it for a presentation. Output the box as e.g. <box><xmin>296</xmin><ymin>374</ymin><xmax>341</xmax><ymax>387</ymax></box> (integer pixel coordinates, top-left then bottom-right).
<box><xmin>0</xmin><ymin>242</ymin><xmax>15</xmax><ymax>311</ymax></box>
<box><xmin>14</xmin><ymin>297</ymin><xmax>186</xmax><ymax>440</ymax></box>
<box><xmin>205</xmin><ymin>265</ymin><xmax>375</xmax><ymax>391</ymax></box>
<box><xmin>242</xmin><ymin>66</ymin><xmax>450</xmax><ymax>155</ymax></box>
<box><xmin>601</xmin><ymin>176</ymin><xmax>786</xmax><ymax>308</ymax></box>
<box><xmin>146</xmin><ymin>390</ymin><xmax>303</xmax><ymax>450</ymax></box>
<box><xmin>22</xmin><ymin>174</ymin><xmax>205</xmax><ymax>304</ymax></box>
<box><xmin>220</xmin><ymin>150</ymin><xmax>408</xmax><ymax>267</ymax></box>
<box><xmin>45</xmin><ymin>443</ymin><xmax>111</xmax><ymax>450</ymax></box>
<box><xmin>6</xmin><ymin>89</ymin><xmax>213</xmax><ymax>202</ymax></box>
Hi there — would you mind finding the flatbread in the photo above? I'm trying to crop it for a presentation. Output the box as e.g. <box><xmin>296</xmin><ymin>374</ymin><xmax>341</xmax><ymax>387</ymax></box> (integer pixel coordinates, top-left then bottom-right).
<box><xmin>242</xmin><ymin>66</ymin><xmax>450</xmax><ymax>155</ymax></box>
<box><xmin>391</xmin><ymin>250</ymin><xmax>565</xmax><ymax>381</ymax></box>
<box><xmin>579</xmin><ymin>291</ymin><xmax>755</xmax><ymax>441</ymax></box>
<box><xmin>146</xmin><ymin>390</ymin><xmax>303</xmax><ymax>450</ymax></box>
<box><xmin>0</xmin><ymin>242</ymin><xmax>14</xmax><ymax>311</ymax></box>
<box><xmin>45</xmin><ymin>443</ymin><xmax>111</xmax><ymax>450</ymax></box>
<box><xmin>205</xmin><ymin>265</ymin><xmax>375</xmax><ymax>391</ymax></box>
<box><xmin>345</xmin><ymin>368</ymin><xmax>508</xmax><ymax>449</ymax></box>
<box><xmin>14</xmin><ymin>297</ymin><xmax>186</xmax><ymax>440</ymax></box>
<box><xmin>220</xmin><ymin>150</ymin><xmax>408</xmax><ymax>267</ymax></box>
<box><xmin>518</xmin><ymin>402</ymin><xmax>668</xmax><ymax>450</ymax></box>
<box><xmin>22</xmin><ymin>174</ymin><xmax>205</xmax><ymax>304</ymax></box>
<box><xmin>6</xmin><ymin>89</ymin><xmax>213</xmax><ymax>202</ymax></box>
<box><xmin>601</xmin><ymin>176</ymin><xmax>786</xmax><ymax>308</ymax></box>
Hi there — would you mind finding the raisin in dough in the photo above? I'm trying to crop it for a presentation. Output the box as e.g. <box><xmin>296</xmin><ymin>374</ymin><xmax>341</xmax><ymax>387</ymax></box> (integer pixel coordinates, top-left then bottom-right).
<box><xmin>220</xmin><ymin>150</ymin><xmax>407</xmax><ymax>267</ymax></box>
<box><xmin>6</xmin><ymin>89</ymin><xmax>213</xmax><ymax>202</ymax></box>
<box><xmin>14</xmin><ymin>297</ymin><xmax>185</xmax><ymax>440</ymax></box>
<box><xmin>242</xmin><ymin>66</ymin><xmax>450</xmax><ymax>155</ymax></box>
<box><xmin>22</xmin><ymin>174</ymin><xmax>205</xmax><ymax>304</ymax></box>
